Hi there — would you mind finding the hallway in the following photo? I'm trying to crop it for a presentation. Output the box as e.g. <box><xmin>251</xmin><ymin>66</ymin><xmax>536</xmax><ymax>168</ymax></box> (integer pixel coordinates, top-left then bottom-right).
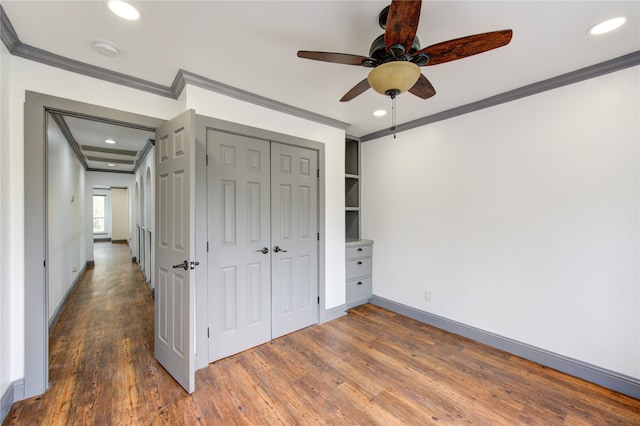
<box><xmin>4</xmin><ymin>244</ymin><xmax>640</xmax><ymax>425</ymax></box>
<box><xmin>5</xmin><ymin>242</ymin><xmax>186</xmax><ymax>424</ymax></box>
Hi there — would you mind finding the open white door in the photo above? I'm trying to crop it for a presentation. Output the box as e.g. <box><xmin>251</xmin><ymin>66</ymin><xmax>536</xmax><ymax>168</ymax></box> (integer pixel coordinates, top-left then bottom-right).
<box><xmin>154</xmin><ymin>110</ymin><xmax>196</xmax><ymax>393</ymax></box>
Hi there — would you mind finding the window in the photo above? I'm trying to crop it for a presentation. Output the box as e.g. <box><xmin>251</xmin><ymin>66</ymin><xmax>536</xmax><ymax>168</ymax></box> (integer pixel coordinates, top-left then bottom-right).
<box><xmin>93</xmin><ymin>195</ymin><xmax>106</xmax><ymax>233</ymax></box>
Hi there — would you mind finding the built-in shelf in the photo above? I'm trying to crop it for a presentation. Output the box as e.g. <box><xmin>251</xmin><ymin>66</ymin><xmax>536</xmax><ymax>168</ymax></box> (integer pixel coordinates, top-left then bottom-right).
<box><xmin>345</xmin><ymin>138</ymin><xmax>360</xmax><ymax>240</ymax></box>
<box><xmin>345</xmin><ymin>137</ymin><xmax>373</xmax><ymax>307</ymax></box>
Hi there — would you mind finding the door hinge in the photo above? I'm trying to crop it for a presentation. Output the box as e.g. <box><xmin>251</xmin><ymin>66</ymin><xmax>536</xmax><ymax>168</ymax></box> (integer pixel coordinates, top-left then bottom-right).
<box><xmin>317</xmin><ymin>169</ymin><xmax>319</xmax><ymax>178</ymax></box>
<box><xmin>317</xmin><ymin>233</ymin><xmax>320</xmax><ymax>241</ymax></box>
<box><xmin>206</xmin><ymin>154</ymin><xmax>209</xmax><ymax>166</ymax></box>
<box><xmin>207</xmin><ymin>327</ymin><xmax>210</xmax><ymax>338</ymax></box>
<box><xmin>207</xmin><ymin>241</ymin><xmax>209</xmax><ymax>252</ymax></box>
<box><xmin>43</xmin><ymin>260</ymin><xmax>46</xmax><ymax>267</ymax></box>
<box><xmin>317</xmin><ymin>296</ymin><xmax>320</xmax><ymax>304</ymax></box>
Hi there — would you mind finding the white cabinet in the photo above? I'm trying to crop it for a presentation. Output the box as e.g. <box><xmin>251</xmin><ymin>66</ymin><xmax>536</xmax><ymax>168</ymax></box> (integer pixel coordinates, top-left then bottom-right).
<box><xmin>346</xmin><ymin>240</ymin><xmax>373</xmax><ymax>308</ymax></box>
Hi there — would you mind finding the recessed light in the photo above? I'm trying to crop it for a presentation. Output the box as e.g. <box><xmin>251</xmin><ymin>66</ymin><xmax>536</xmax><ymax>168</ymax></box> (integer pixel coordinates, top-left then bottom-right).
<box><xmin>107</xmin><ymin>0</ymin><xmax>140</xmax><ymax>21</ymax></box>
<box><xmin>105</xmin><ymin>139</ymin><xmax>116</xmax><ymax>144</ymax></box>
<box><xmin>106</xmin><ymin>163</ymin><xmax>116</xmax><ymax>167</ymax></box>
<box><xmin>588</xmin><ymin>17</ymin><xmax>626</xmax><ymax>35</ymax></box>
<box><xmin>373</xmin><ymin>109</ymin><xmax>387</xmax><ymax>117</ymax></box>
<box><xmin>93</xmin><ymin>40</ymin><xmax>120</xmax><ymax>57</ymax></box>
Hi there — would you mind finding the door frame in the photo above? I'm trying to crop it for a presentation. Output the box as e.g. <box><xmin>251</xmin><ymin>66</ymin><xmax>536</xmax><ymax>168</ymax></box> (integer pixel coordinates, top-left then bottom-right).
<box><xmin>194</xmin><ymin>115</ymin><xmax>326</xmax><ymax>366</ymax></box>
<box><xmin>23</xmin><ymin>91</ymin><xmax>165</xmax><ymax>397</ymax></box>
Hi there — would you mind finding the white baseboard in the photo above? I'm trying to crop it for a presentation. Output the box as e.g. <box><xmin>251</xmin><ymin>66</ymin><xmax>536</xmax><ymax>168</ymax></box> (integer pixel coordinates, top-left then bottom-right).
<box><xmin>370</xmin><ymin>295</ymin><xmax>640</xmax><ymax>399</ymax></box>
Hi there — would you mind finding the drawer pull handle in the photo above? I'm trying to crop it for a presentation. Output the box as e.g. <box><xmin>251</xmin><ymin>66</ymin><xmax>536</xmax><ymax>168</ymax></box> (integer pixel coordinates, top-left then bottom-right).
<box><xmin>357</xmin><ymin>281</ymin><xmax>363</xmax><ymax>286</ymax></box>
<box><xmin>357</xmin><ymin>261</ymin><xmax>363</xmax><ymax>265</ymax></box>
<box><xmin>357</xmin><ymin>248</ymin><xmax>363</xmax><ymax>252</ymax></box>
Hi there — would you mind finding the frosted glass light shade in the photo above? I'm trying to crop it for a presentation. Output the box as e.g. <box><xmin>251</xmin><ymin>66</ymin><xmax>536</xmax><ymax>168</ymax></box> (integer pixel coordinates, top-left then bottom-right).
<box><xmin>367</xmin><ymin>61</ymin><xmax>421</xmax><ymax>96</ymax></box>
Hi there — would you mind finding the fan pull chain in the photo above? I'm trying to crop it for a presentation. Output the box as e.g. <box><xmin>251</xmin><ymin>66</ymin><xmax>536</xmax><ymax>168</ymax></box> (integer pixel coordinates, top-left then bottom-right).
<box><xmin>390</xmin><ymin>95</ymin><xmax>397</xmax><ymax>139</ymax></box>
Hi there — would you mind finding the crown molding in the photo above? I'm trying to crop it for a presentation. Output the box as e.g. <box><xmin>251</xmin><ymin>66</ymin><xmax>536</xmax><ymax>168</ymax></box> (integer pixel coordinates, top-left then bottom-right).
<box><xmin>177</xmin><ymin>69</ymin><xmax>351</xmax><ymax>130</ymax></box>
<box><xmin>3</xmin><ymin>5</ymin><xmax>638</xmax><ymax>139</ymax></box>
<box><xmin>133</xmin><ymin>139</ymin><xmax>154</xmax><ymax>174</ymax></box>
<box><xmin>15</xmin><ymin>44</ymin><xmax>175</xmax><ymax>98</ymax></box>
<box><xmin>48</xmin><ymin>112</ymin><xmax>89</xmax><ymax>170</ymax></box>
<box><xmin>361</xmin><ymin>50</ymin><xmax>640</xmax><ymax>141</ymax></box>
<box><xmin>0</xmin><ymin>4</ymin><xmax>20</xmax><ymax>52</ymax></box>
<box><xmin>1</xmin><ymin>5</ymin><xmax>350</xmax><ymax>131</ymax></box>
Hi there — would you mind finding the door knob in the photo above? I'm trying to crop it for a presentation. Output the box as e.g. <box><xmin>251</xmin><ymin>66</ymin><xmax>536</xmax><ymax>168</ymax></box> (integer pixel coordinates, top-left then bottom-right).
<box><xmin>256</xmin><ymin>247</ymin><xmax>269</xmax><ymax>254</ymax></box>
<box><xmin>273</xmin><ymin>246</ymin><xmax>288</xmax><ymax>253</ymax></box>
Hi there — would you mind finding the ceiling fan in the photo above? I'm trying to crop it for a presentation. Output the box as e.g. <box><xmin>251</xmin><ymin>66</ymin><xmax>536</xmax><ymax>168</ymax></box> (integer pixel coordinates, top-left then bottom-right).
<box><xmin>297</xmin><ymin>0</ymin><xmax>513</xmax><ymax>103</ymax></box>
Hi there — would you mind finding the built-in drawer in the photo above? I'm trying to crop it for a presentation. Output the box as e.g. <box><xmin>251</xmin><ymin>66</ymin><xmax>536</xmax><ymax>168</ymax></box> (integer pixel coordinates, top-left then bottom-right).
<box><xmin>346</xmin><ymin>244</ymin><xmax>373</xmax><ymax>260</ymax></box>
<box><xmin>346</xmin><ymin>257</ymin><xmax>372</xmax><ymax>280</ymax></box>
<box><xmin>347</xmin><ymin>277</ymin><xmax>372</xmax><ymax>304</ymax></box>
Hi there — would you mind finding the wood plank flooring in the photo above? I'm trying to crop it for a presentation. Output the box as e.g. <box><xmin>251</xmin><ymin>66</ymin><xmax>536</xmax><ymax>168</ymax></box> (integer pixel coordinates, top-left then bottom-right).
<box><xmin>4</xmin><ymin>242</ymin><xmax>640</xmax><ymax>425</ymax></box>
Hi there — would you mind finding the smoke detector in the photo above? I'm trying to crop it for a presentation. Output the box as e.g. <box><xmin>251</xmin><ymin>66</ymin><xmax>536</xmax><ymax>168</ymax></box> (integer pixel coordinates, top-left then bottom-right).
<box><xmin>93</xmin><ymin>40</ymin><xmax>120</xmax><ymax>57</ymax></box>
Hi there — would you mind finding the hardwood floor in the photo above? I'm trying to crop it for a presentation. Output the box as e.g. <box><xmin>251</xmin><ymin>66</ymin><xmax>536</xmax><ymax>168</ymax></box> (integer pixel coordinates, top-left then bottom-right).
<box><xmin>5</xmin><ymin>242</ymin><xmax>640</xmax><ymax>425</ymax></box>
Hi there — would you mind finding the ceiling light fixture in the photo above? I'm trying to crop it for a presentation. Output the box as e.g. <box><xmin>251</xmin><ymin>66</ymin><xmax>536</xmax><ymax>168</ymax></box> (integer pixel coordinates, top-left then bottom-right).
<box><xmin>373</xmin><ymin>110</ymin><xmax>387</xmax><ymax>117</ymax></box>
<box><xmin>105</xmin><ymin>139</ymin><xmax>116</xmax><ymax>144</ymax></box>
<box><xmin>93</xmin><ymin>40</ymin><xmax>120</xmax><ymax>57</ymax></box>
<box><xmin>367</xmin><ymin>61</ymin><xmax>421</xmax><ymax>138</ymax></box>
<box><xmin>106</xmin><ymin>163</ymin><xmax>116</xmax><ymax>167</ymax></box>
<box><xmin>588</xmin><ymin>17</ymin><xmax>626</xmax><ymax>35</ymax></box>
<box><xmin>367</xmin><ymin>61</ymin><xmax>421</xmax><ymax>97</ymax></box>
<box><xmin>107</xmin><ymin>0</ymin><xmax>140</xmax><ymax>21</ymax></box>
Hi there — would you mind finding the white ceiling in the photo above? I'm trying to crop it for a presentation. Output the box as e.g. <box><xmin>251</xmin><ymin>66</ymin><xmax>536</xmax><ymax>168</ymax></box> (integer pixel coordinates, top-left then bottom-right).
<box><xmin>62</xmin><ymin>114</ymin><xmax>154</xmax><ymax>173</ymax></box>
<box><xmin>3</xmin><ymin>1</ymin><xmax>639</xmax><ymax>138</ymax></box>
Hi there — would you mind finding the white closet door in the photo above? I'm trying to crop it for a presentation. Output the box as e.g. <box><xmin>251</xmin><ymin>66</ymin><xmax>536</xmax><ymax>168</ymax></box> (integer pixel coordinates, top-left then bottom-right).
<box><xmin>208</xmin><ymin>130</ymin><xmax>272</xmax><ymax>361</ymax></box>
<box><xmin>270</xmin><ymin>143</ymin><xmax>319</xmax><ymax>338</ymax></box>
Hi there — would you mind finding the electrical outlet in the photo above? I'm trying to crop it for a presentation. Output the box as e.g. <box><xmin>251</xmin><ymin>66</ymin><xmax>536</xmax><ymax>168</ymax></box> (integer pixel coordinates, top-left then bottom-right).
<box><xmin>424</xmin><ymin>290</ymin><xmax>432</xmax><ymax>302</ymax></box>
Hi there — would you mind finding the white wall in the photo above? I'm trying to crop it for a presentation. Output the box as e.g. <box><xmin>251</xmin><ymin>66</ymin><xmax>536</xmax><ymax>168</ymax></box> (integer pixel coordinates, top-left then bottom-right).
<box><xmin>361</xmin><ymin>66</ymin><xmax>640</xmax><ymax>379</ymax></box>
<box><xmin>111</xmin><ymin>188</ymin><xmax>129</xmax><ymax>241</ymax></box>
<box><xmin>4</xmin><ymin>56</ymin><xmax>181</xmax><ymax>396</ymax></box>
<box><xmin>47</xmin><ymin>117</ymin><xmax>86</xmax><ymax>321</ymax></box>
<box><xmin>184</xmin><ymin>86</ymin><xmax>347</xmax><ymax>309</ymax></box>
<box><xmin>134</xmin><ymin>147</ymin><xmax>155</xmax><ymax>288</ymax></box>
<box><xmin>0</xmin><ymin>40</ymin><xmax>13</xmax><ymax>399</ymax></box>
<box><xmin>85</xmin><ymin>173</ymin><xmax>135</xmax><ymax>262</ymax></box>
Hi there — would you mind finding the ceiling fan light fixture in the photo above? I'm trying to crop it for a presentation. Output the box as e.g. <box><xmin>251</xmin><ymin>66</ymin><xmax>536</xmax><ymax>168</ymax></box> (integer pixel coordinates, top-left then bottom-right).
<box><xmin>373</xmin><ymin>109</ymin><xmax>387</xmax><ymax>117</ymax></box>
<box><xmin>105</xmin><ymin>139</ymin><xmax>116</xmax><ymax>144</ymax></box>
<box><xmin>588</xmin><ymin>17</ymin><xmax>626</xmax><ymax>35</ymax></box>
<box><xmin>106</xmin><ymin>163</ymin><xmax>116</xmax><ymax>167</ymax></box>
<box><xmin>367</xmin><ymin>61</ymin><xmax>421</xmax><ymax>97</ymax></box>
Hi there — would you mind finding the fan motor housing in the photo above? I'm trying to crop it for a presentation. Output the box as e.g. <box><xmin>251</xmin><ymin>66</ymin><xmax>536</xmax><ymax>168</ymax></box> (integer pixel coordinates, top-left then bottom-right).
<box><xmin>368</xmin><ymin>34</ymin><xmax>424</xmax><ymax>65</ymax></box>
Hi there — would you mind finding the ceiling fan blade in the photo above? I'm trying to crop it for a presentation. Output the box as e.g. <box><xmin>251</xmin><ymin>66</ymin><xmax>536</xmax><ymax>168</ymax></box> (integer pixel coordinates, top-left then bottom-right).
<box><xmin>417</xmin><ymin>30</ymin><xmax>513</xmax><ymax>66</ymax></box>
<box><xmin>384</xmin><ymin>0</ymin><xmax>422</xmax><ymax>55</ymax></box>
<box><xmin>408</xmin><ymin>74</ymin><xmax>436</xmax><ymax>99</ymax></box>
<box><xmin>297</xmin><ymin>51</ymin><xmax>372</xmax><ymax>66</ymax></box>
<box><xmin>340</xmin><ymin>79</ymin><xmax>371</xmax><ymax>102</ymax></box>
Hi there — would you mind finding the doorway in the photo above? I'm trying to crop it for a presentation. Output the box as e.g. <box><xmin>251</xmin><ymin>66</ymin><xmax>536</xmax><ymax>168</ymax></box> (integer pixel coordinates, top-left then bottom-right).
<box><xmin>23</xmin><ymin>91</ymin><xmax>165</xmax><ymax>397</ymax></box>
